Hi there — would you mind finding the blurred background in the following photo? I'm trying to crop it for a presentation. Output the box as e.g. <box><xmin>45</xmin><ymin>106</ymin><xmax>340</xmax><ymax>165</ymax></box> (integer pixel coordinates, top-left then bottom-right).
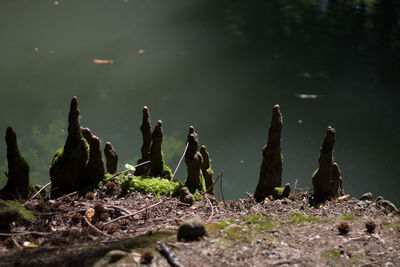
<box><xmin>0</xmin><ymin>0</ymin><xmax>399</xmax><ymax>205</ymax></box>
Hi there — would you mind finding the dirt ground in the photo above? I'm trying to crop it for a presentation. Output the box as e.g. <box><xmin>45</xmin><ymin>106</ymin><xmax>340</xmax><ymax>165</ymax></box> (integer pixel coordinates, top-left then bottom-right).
<box><xmin>0</xmin><ymin>187</ymin><xmax>399</xmax><ymax>267</ymax></box>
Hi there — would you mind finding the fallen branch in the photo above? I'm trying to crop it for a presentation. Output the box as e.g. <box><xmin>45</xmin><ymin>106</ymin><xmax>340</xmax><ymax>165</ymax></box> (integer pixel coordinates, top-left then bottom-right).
<box><xmin>104</xmin><ymin>200</ymin><xmax>165</xmax><ymax>225</ymax></box>
<box><xmin>56</xmin><ymin>191</ymin><xmax>78</xmax><ymax>201</ymax></box>
<box><xmin>23</xmin><ymin>181</ymin><xmax>52</xmax><ymax>205</ymax></box>
<box><xmin>203</xmin><ymin>170</ymin><xmax>223</xmax><ymax>196</ymax></box>
<box><xmin>105</xmin><ymin>205</ymin><xmax>132</xmax><ymax>215</ymax></box>
<box><xmin>165</xmin><ymin>142</ymin><xmax>189</xmax><ymax>196</ymax></box>
<box><xmin>109</xmin><ymin>160</ymin><xmax>150</xmax><ymax>180</ymax></box>
<box><xmin>204</xmin><ymin>194</ymin><xmax>214</xmax><ymax>222</ymax></box>
<box><xmin>83</xmin><ymin>216</ymin><xmax>111</xmax><ymax>238</ymax></box>
<box><xmin>11</xmin><ymin>237</ymin><xmax>22</xmax><ymax>250</ymax></box>
<box><xmin>0</xmin><ymin>231</ymin><xmax>52</xmax><ymax>237</ymax></box>
<box><xmin>219</xmin><ymin>170</ymin><xmax>225</xmax><ymax>202</ymax></box>
<box><xmin>159</xmin><ymin>242</ymin><xmax>183</xmax><ymax>267</ymax></box>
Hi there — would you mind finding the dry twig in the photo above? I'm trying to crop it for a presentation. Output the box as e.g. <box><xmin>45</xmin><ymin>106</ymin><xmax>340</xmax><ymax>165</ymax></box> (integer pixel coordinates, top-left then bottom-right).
<box><xmin>83</xmin><ymin>216</ymin><xmax>111</xmax><ymax>238</ymax></box>
<box><xmin>204</xmin><ymin>194</ymin><xmax>214</xmax><ymax>222</ymax></box>
<box><xmin>23</xmin><ymin>181</ymin><xmax>52</xmax><ymax>205</ymax></box>
<box><xmin>104</xmin><ymin>200</ymin><xmax>165</xmax><ymax>225</ymax></box>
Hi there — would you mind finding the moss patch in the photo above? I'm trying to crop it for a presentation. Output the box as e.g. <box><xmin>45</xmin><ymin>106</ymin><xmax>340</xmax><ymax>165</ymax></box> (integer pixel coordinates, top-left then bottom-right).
<box><xmin>122</xmin><ymin>176</ymin><xmax>182</xmax><ymax>197</ymax></box>
<box><xmin>342</xmin><ymin>214</ymin><xmax>355</xmax><ymax>220</ymax></box>
<box><xmin>289</xmin><ymin>211</ymin><xmax>319</xmax><ymax>224</ymax></box>
<box><xmin>322</xmin><ymin>250</ymin><xmax>341</xmax><ymax>260</ymax></box>
<box><xmin>0</xmin><ymin>199</ymin><xmax>35</xmax><ymax>228</ymax></box>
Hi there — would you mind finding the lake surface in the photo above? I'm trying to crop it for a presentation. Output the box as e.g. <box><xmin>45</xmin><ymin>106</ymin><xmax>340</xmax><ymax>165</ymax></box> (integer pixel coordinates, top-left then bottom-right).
<box><xmin>1</xmin><ymin>0</ymin><xmax>399</xmax><ymax>205</ymax></box>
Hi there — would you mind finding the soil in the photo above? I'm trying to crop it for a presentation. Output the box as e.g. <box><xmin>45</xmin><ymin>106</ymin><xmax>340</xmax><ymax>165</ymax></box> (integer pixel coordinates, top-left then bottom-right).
<box><xmin>0</xmin><ymin>187</ymin><xmax>399</xmax><ymax>267</ymax></box>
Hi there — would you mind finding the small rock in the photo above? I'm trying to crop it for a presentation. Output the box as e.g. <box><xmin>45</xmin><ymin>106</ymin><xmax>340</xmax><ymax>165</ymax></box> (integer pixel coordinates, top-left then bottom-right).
<box><xmin>178</xmin><ymin>217</ymin><xmax>207</xmax><ymax>241</ymax></box>
<box><xmin>376</xmin><ymin>198</ymin><xmax>398</xmax><ymax>214</ymax></box>
<box><xmin>360</xmin><ymin>192</ymin><xmax>373</xmax><ymax>201</ymax></box>
<box><xmin>179</xmin><ymin>187</ymin><xmax>195</xmax><ymax>206</ymax></box>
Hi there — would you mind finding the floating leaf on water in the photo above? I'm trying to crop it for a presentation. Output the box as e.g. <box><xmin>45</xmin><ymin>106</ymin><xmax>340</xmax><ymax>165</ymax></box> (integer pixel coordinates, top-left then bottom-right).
<box><xmin>92</xmin><ymin>59</ymin><xmax>114</xmax><ymax>64</ymax></box>
<box><xmin>295</xmin><ymin>94</ymin><xmax>319</xmax><ymax>99</ymax></box>
<box><xmin>137</xmin><ymin>49</ymin><xmax>145</xmax><ymax>54</ymax></box>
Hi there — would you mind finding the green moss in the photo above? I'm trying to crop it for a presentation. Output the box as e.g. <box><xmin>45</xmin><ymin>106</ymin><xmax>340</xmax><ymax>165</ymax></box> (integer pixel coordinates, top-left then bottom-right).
<box><xmin>274</xmin><ymin>187</ymin><xmax>285</xmax><ymax>196</ymax></box>
<box><xmin>193</xmin><ymin>190</ymin><xmax>203</xmax><ymax>200</ymax></box>
<box><xmin>223</xmin><ymin>226</ymin><xmax>245</xmax><ymax>241</ymax></box>
<box><xmin>243</xmin><ymin>215</ymin><xmax>262</xmax><ymax>222</ymax></box>
<box><xmin>312</xmin><ymin>168</ymin><xmax>319</xmax><ymax>179</ymax></box>
<box><xmin>184</xmin><ymin>172</ymin><xmax>206</xmax><ymax>194</ymax></box>
<box><xmin>322</xmin><ymin>250</ymin><xmax>341</xmax><ymax>260</ymax></box>
<box><xmin>289</xmin><ymin>211</ymin><xmax>319</xmax><ymax>224</ymax></box>
<box><xmin>51</xmin><ymin>147</ymin><xmax>64</xmax><ymax>166</ymax></box>
<box><xmin>342</xmin><ymin>215</ymin><xmax>355</xmax><ymax>220</ymax></box>
<box><xmin>0</xmin><ymin>199</ymin><xmax>35</xmax><ymax>221</ymax></box>
<box><xmin>120</xmin><ymin>175</ymin><xmax>182</xmax><ymax>197</ymax></box>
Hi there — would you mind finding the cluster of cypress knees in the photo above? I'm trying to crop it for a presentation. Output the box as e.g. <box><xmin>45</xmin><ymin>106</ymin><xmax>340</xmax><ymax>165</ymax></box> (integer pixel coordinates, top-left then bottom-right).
<box><xmin>0</xmin><ymin>97</ymin><xmax>344</xmax><ymax>204</ymax></box>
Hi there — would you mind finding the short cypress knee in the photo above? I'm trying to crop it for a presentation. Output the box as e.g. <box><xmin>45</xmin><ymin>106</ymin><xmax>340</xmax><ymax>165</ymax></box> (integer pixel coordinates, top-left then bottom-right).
<box><xmin>104</xmin><ymin>142</ymin><xmax>118</xmax><ymax>174</ymax></box>
<box><xmin>254</xmin><ymin>105</ymin><xmax>283</xmax><ymax>202</ymax></box>
<box><xmin>200</xmin><ymin>145</ymin><xmax>214</xmax><ymax>195</ymax></box>
<box><xmin>184</xmin><ymin>134</ymin><xmax>205</xmax><ymax>193</ymax></box>
<box><xmin>84</xmin><ymin>135</ymin><xmax>105</xmax><ymax>190</ymax></box>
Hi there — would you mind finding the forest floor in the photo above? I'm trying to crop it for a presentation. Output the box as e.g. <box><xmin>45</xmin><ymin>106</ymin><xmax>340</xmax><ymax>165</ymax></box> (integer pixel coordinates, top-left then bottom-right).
<box><xmin>0</xmin><ymin>186</ymin><xmax>399</xmax><ymax>267</ymax></box>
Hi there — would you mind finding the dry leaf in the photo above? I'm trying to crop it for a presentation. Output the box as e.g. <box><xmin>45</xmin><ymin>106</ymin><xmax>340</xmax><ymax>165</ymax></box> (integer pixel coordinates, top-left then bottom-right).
<box><xmin>337</xmin><ymin>194</ymin><xmax>350</xmax><ymax>202</ymax></box>
<box><xmin>85</xmin><ymin>207</ymin><xmax>95</xmax><ymax>222</ymax></box>
<box><xmin>23</xmin><ymin>241</ymin><xmax>38</xmax><ymax>248</ymax></box>
<box><xmin>92</xmin><ymin>59</ymin><xmax>114</xmax><ymax>64</ymax></box>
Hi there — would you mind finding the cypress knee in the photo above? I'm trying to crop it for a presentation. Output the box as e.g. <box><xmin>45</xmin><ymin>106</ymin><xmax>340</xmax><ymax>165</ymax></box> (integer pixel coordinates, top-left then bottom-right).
<box><xmin>312</xmin><ymin>126</ymin><xmax>344</xmax><ymax>203</ymax></box>
<box><xmin>135</xmin><ymin>106</ymin><xmax>152</xmax><ymax>176</ymax></box>
<box><xmin>254</xmin><ymin>105</ymin><xmax>283</xmax><ymax>202</ymax></box>
<box><xmin>184</xmin><ymin>134</ymin><xmax>205</xmax><ymax>193</ymax></box>
<box><xmin>200</xmin><ymin>145</ymin><xmax>214</xmax><ymax>195</ymax></box>
<box><xmin>104</xmin><ymin>142</ymin><xmax>118</xmax><ymax>174</ymax></box>
<box><xmin>50</xmin><ymin>97</ymin><xmax>90</xmax><ymax>198</ymax></box>
<box><xmin>0</xmin><ymin>127</ymin><xmax>30</xmax><ymax>198</ymax></box>
<box><xmin>148</xmin><ymin>120</ymin><xmax>172</xmax><ymax>179</ymax></box>
<box><xmin>84</xmin><ymin>135</ymin><xmax>105</xmax><ymax>190</ymax></box>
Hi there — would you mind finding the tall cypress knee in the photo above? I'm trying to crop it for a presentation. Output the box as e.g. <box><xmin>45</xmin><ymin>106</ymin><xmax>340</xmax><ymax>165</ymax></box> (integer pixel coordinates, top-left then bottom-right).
<box><xmin>50</xmin><ymin>97</ymin><xmax>90</xmax><ymax>199</ymax></box>
<box><xmin>0</xmin><ymin>127</ymin><xmax>30</xmax><ymax>198</ymax></box>
<box><xmin>312</xmin><ymin>126</ymin><xmax>344</xmax><ymax>203</ymax></box>
<box><xmin>135</xmin><ymin>106</ymin><xmax>152</xmax><ymax>176</ymax></box>
<box><xmin>254</xmin><ymin>105</ymin><xmax>283</xmax><ymax>202</ymax></box>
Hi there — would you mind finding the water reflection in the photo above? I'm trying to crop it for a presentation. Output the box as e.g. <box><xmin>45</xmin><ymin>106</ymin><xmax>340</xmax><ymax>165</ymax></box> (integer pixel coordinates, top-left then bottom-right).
<box><xmin>0</xmin><ymin>0</ymin><xmax>399</xmax><ymax>205</ymax></box>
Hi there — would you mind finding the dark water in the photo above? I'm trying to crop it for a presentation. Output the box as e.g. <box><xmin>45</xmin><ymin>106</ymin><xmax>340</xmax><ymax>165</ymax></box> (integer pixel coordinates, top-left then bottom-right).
<box><xmin>1</xmin><ymin>0</ymin><xmax>399</xmax><ymax>205</ymax></box>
